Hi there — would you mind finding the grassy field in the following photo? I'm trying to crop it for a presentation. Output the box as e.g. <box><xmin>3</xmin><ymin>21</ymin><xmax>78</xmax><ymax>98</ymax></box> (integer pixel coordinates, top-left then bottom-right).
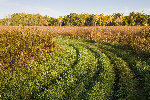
<box><xmin>0</xmin><ymin>26</ymin><xmax>150</xmax><ymax>100</ymax></box>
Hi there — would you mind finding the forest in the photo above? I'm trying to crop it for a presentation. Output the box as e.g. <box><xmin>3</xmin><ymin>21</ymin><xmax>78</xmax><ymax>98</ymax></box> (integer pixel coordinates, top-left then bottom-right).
<box><xmin>0</xmin><ymin>12</ymin><xmax>150</xmax><ymax>26</ymax></box>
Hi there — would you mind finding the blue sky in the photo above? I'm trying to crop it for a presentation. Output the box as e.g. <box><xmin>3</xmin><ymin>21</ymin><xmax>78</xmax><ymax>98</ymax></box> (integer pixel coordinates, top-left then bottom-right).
<box><xmin>0</xmin><ymin>0</ymin><xmax>150</xmax><ymax>18</ymax></box>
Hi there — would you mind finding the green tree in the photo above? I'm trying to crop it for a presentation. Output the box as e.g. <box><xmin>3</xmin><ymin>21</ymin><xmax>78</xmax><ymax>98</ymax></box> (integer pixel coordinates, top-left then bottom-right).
<box><xmin>57</xmin><ymin>16</ymin><xmax>63</xmax><ymax>26</ymax></box>
<box><xmin>123</xmin><ymin>16</ymin><xmax>129</xmax><ymax>26</ymax></box>
<box><xmin>113</xmin><ymin>13</ymin><xmax>124</xmax><ymax>26</ymax></box>
<box><xmin>93</xmin><ymin>14</ymin><xmax>100</xmax><ymax>26</ymax></box>
<box><xmin>128</xmin><ymin>12</ymin><xmax>136</xmax><ymax>26</ymax></box>
<box><xmin>135</xmin><ymin>12</ymin><xmax>148</xmax><ymax>26</ymax></box>
<box><xmin>79</xmin><ymin>14</ymin><xmax>88</xmax><ymax>26</ymax></box>
<box><xmin>62</xmin><ymin>15</ymin><xmax>71</xmax><ymax>26</ymax></box>
<box><xmin>148</xmin><ymin>15</ymin><xmax>150</xmax><ymax>26</ymax></box>
<box><xmin>0</xmin><ymin>12</ymin><xmax>149</xmax><ymax>26</ymax></box>
<box><xmin>85</xmin><ymin>14</ymin><xmax>94</xmax><ymax>26</ymax></box>
<box><xmin>48</xmin><ymin>17</ymin><xmax>57</xmax><ymax>26</ymax></box>
<box><xmin>69</xmin><ymin>13</ymin><xmax>80</xmax><ymax>26</ymax></box>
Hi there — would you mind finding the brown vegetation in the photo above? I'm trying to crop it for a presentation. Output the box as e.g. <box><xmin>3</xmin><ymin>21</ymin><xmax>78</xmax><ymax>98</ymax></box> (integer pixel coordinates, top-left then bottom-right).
<box><xmin>0</xmin><ymin>27</ymin><xmax>54</xmax><ymax>69</ymax></box>
<box><xmin>0</xmin><ymin>26</ymin><xmax>149</xmax><ymax>69</ymax></box>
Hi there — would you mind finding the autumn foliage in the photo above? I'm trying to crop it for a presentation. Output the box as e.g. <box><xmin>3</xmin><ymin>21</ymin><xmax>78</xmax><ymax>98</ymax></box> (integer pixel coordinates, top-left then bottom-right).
<box><xmin>0</xmin><ymin>12</ymin><xmax>150</xmax><ymax>26</ymax></box>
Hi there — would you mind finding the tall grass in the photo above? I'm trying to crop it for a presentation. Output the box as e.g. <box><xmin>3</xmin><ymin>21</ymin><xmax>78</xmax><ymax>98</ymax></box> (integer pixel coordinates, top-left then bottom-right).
<box><xmin>1</xmin><ymin>26</ymin><xmax>149</xmax><ymax>54</ymax></box>
<box><xmin>0</xmin><ymin>27</ymin><xmax>54</xmax><ymax>69</ymax></box>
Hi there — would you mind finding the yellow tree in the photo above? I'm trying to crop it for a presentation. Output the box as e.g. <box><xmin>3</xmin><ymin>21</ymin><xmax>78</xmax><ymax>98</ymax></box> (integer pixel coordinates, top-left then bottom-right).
<box><xmin>79</xmin><ymin>13</ymin><xmax>88</xmax><ymax>26</ymax></box>
<box><xmin>113</xmin><ymin>13</ymin><xmax>125</xmax><ymax>26</ymax></box>
<box><xmin>57</xmin><ymin>16</ymin><xmax>63</xmax><ymax>26</ymax></box>
<box><xmin>107</xmin><ymin>15</ymin><xmax>114</xmax><ymax>25</ymax></box>
<box><xmin>93</xmin><ymin>14</ymin><xmax>100</xmax><ymax>26</ymax></box>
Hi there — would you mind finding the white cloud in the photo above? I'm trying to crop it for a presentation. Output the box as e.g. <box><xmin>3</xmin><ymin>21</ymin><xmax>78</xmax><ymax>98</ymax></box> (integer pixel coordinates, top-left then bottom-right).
<box><xmin>141</xmin><ymin>8</ymin><xmax>150</xmax><ymax>14</ymax></box>
<box><xmin>0</xmin><ymin>0</ymin><xmax>5</xmax><ymax>5</ymax></box>
<box><xmin>0</xmin><ymin>0</ymin><xmax>4</xmax><ymax>2</ymax></box>
<box><xmin>19</xmin><ymin>5</ymin><xmax>62</xmax><ymax>17</ymax></box>
<box><xmin>7</xmin><ymin>2</ymin><xmax>20</xmax><ymax>6</ymax></box>
<box><xmin>0</xmin><ymin>1</ymin><xmax>63</xmax><ymax>18</ymax></box>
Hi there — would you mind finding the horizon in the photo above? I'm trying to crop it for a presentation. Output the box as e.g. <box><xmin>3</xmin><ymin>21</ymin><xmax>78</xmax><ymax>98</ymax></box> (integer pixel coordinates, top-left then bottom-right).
<box><xmin>0</xmin><ymin>0</ymin><xmax>150</xmax><ymax>18</ymax></box>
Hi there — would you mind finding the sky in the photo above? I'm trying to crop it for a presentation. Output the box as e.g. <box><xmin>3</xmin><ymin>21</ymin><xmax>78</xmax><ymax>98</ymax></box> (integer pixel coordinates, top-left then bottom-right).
<box><xmin>0</xmin><ymin>0</ymin><xmax>150</xmax><ymax>18</ymax></box>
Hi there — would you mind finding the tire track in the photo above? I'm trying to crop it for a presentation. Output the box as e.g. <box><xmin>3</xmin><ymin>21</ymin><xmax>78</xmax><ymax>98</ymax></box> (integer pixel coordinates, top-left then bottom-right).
<box><xmin>78</xmin><ymin>41</ymin><xmax>139</xmax><ymax>99</ymax></box>
<box><xmin>73</xmin><ymin>44</ymin><xmax>115</xmax><ymax>100</ymax></box>
<box><xmin>30</xmin><ymin>43</ymin><xmax>79</xmax><ymax>99</ymax></box>
<box><xmin>54</xmin><ymin>38</ymin><xmax>115</xmax><ymax>100</ymax></box>
<box><xmin>33</xmin><ymin>37</ymin><xmax>149</xmax><ymax>99</ymax></box>
<box><xmin>63</xmin><ymin>44</ymin><xmax>99</xmax><ymax>99</ymax></box>
<box><xmin>78</xmin><ymin>46</ymin><xmax>109</xmax><ymax>100</ymax></box>
<box><xmin>95</xmin><ymin>42</ymin><xmax>150</xmax><ymax>100</ymax></box>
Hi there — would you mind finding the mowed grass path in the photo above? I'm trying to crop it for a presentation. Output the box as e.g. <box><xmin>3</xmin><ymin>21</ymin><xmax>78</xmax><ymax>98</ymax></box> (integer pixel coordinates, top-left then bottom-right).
<box><xmin>53</xmin><ymin>36</ymin><xmax>150</xmax><ymax>100</ymax></box>
<box><xmin>0</xmin><ymin>36</ymin><xmax>150</xmax><ymax>100</ymax></box>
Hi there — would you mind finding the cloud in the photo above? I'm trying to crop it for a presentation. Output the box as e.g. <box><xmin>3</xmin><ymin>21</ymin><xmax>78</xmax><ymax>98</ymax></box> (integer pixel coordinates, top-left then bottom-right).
<box><xmin>0</xmin><ymin>0</ymin><xmax>4</xmax><ymax>2</ymax></box>
<box><xmin>0</xmin><ymin>0</ymin><xmax>5</xmax><ymax>4</ymax></box>
<box><xmin>19</xmin><ymin>5</ymin><xmax>62</xmax><ymax>17</ymax></box>
<box><xmin>0</xmin><ymin>1</ymin><xmax>63</xmax><ymax>18</ymax></box>
<box><xmin>141</xmin><ymin>8</ymin><xmax>150</xmax><ymax>14</ymax></box>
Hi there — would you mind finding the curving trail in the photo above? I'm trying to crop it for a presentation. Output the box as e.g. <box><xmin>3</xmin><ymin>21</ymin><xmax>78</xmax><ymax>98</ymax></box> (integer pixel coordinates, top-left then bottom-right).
<box><xmin>32</xmin><ymin>36</ymin><xmax>149</xmax><ymax>100</ymax></box>
<box><xmin>1</xmin><ymin>36</ymin><xmax>149</xmax><ymax>100</ymax></box>
<box><xmin>49</xmin><ymin>36</ymin><xmax>150</xmax><ymax>100</ymax></box>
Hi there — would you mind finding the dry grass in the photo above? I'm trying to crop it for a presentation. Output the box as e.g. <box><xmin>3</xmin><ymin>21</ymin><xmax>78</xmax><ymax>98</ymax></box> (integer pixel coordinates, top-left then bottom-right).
<box><xmin>0</xmin><ymin>27</ymin><xmax>54</xmax><ymax>69</ymax></box>
<box><xmin>0</xmin><ymin>26</ymin><xmax>149</xmax><ymax>67</ymax></box>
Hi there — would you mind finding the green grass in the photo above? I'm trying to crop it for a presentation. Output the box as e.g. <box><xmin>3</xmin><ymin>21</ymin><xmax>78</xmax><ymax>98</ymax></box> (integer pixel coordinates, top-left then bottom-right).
<box><xmin>0</xmin><ymin>41</ymin><xmax>77</xmax><ymax>99</ymax></box>
<box><xmin>0</xmin><ymin>36</ymin><xmax>150</xmax><ymax>100</ymax></box>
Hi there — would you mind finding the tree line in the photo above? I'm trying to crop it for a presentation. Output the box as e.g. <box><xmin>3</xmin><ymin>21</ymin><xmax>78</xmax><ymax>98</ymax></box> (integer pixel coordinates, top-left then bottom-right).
<box><xmin>0</xmin><ymin>12</ymin><xmax>150</xmax><ymax>26</ymax></box>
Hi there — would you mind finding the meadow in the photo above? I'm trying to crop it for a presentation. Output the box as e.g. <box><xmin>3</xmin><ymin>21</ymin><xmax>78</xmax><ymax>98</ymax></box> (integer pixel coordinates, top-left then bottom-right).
<box><xmin>0</xmin><ymin>26</ymin><xmax>150</xmax><ymax>100</ymax></box>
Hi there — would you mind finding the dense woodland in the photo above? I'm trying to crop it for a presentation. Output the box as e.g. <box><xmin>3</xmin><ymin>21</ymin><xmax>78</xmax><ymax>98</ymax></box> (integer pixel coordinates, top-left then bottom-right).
<box><xmin>0</xmin><ymin>12</ymin><xmax>150</xmax><ymax>26</ymax></box>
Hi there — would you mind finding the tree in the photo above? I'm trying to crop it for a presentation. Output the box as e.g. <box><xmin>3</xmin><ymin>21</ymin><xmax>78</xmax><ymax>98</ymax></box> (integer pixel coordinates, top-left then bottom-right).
<box><xmin>48</xmin><ymin>17</ymin><xmax>57</xmax><ymax>26</ymax></box>
<box><xmin>113</xmin><ymin>13</ymin><xmax>124</xmax><ymax>26</ymax></box>
<box><xmin>128</xmin><ymin>12</ymin><xmax>136</xmax><ymax>26</ymax></box>
<box><xmin>107</xmin><ymin>15</ymin><xmax>114</xmax><ymax>26</ymax></box>
<box><xmin>0</xmin><ymin>19</ymin><xmax>3</xmax><ymax>25</ymax></box>
<box><xmin>62</xmin><ymin>15</ymin><xmax>70</xmax><ymax>26</ymax></box>
<box><xmin>148</xmin><ymin>15</ymin><xmax>150</xmax><ymax>26</ymax></box>
<box><xmin>0</xmin><ymin>12</ymin><xmax>149</xmax><ymax>26</ymax></box>
<box><xmin>93</xmin><ymin>14</ymin><xmax>100</xmax><ymax>26</ymax></box>
<box><xmin>79</xmin><ymin>14</ymin><xmax>88</xmax><ymax>26</ymax></box>
<box><xmin>85</xmin><ymin>14</ymin><xmax>94</xmax><ymax>26</ymax></box>
<box><xmin>69</xmin><ymin>13</ymin><xmax>80</xmax><ymax>26</ymax></box>
<box><xmin>123</xmin><ymin>16</ymin><xmax>129</xmax><ymax>26</ymax></box>
<box><xmin>57</xmin><ymin>16</ymin><xmax>63</xmax><ymax>26</ymax></box>
<box><xmin>135</xmin><ymin>12</ymin><xmax>148</xmax><ymax>26</ymax></box>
